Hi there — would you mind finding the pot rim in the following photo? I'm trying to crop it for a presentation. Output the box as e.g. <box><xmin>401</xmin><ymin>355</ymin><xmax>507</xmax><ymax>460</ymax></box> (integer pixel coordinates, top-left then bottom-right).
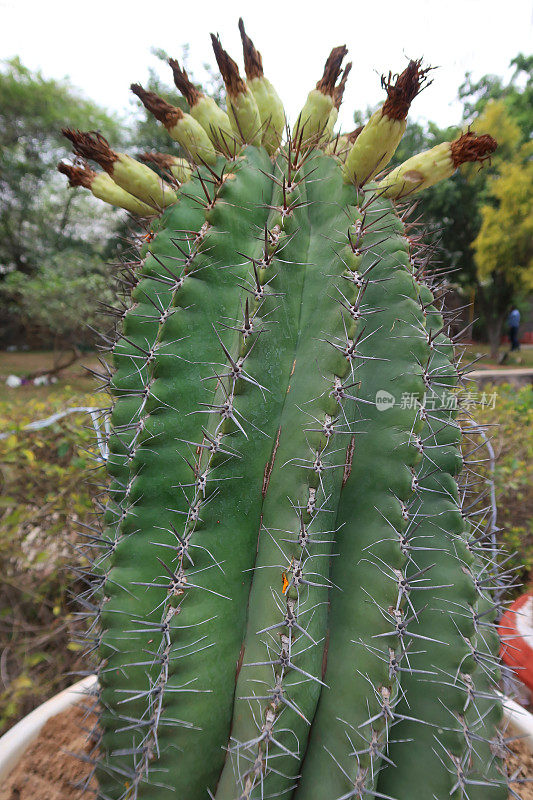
<box><xmin>0</xmin><ymin>675</ymin><xmax>97</xmax><ymax>779</ymax></box>
<box><xmin>0</xmin><ymin>678</ymin><xmax>531</xmax><ymax>780</ymax></box>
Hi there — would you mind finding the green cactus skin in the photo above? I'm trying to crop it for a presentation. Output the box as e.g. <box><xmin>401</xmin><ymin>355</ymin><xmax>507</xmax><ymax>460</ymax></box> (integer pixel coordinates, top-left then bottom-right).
<box><xmin>294</xmin><ymin>195</ymin><xmax>430</xmax><ymax>800</ymax></box>
<box><xmin>59</xmin><ymin>21</ymin><xmax>506</xmax><ymax>800</ymax></box>
<box><xmin>376</xmin><ymin>298</ymin><xmax>508</xmax><ymax>800</ymax></box>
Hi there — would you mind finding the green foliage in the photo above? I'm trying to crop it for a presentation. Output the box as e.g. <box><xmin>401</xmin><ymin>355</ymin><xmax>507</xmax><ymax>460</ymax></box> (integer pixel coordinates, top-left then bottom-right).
<box><xmin>459</xmin><ymin>54</ymin><xmax>533</xmax><ymax>143</ymax></box>
<box><xmin>476</xmin><ymin>383</ymin><xmax>533</xmax><ymax>577</ymax></box>
<box><xmin>0</xmin><ymin>249</ymin><xmax>116</xmax><ymax>346</ymax></box>
<box><xmin>469</xmin><ymin>101</ymin><xmax>533</xmax><ymax>354</ymax></box>
<box><xmin>0</xmin><ymin>59</ymin><xmax>124</xmax><ymax>347</ymax></box>
<box><xmin>0</xmin><ymin>388</ymin><xmax>104</xmax><ymax>734</ymax></box>
<box><xmin>0</xmin><ymin>58</ymin><xmax>120</xmax><ymax>276</ymax></box>
<box><xmin>473</xmin><ymin>141</ymin><xmax>533</xmax><ymax>289</ymax></box>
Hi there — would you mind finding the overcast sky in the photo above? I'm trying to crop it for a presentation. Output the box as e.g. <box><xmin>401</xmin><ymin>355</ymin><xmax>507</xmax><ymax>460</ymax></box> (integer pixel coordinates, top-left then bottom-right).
<box><xmin>1</xmin><ymin>0</ymin><xmax>532</xmax><ymax>131</ymax></box>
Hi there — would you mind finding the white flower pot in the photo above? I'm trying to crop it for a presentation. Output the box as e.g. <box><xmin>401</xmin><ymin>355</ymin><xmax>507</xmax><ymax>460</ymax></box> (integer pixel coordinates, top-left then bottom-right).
<box><xmin>0</xmin><ymin>675</ymin><xmax>97</xmax><ymax>780</ymax></box>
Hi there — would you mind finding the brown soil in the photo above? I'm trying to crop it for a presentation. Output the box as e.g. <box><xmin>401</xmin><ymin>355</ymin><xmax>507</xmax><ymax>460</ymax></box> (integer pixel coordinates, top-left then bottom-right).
<box><xmin>1</xmin><ymin>701</ymin><xmax>531</xmax><ymax>798</ymax></box>
<box><xmin>508</xmin><ymin>736</ymin><xmax>533</xmax><ymax>800</ymax></box>
<box><xmin>0</xmin><ymin>703</ymin><xmax>98</xmax><ymax>800</ymax></box>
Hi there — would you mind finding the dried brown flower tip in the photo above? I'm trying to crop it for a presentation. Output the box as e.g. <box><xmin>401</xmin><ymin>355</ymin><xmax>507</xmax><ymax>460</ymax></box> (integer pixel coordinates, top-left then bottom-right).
<box><xmin>57</xmin><ymin>160</ymin><xmax>96</xmax><ymax>188</ymax></box>
<box><xmin>346</xmin><ymin>126</ymin><xmax>363</xmax><ymax>144</ymax></box>
<box><xmin>61</xmin><ymin>129</ymin><xmax>118</xmax><ymax>173</ymax></box>
<box><xmin>316</xmin><ymin>45</ymin><xmax>348</xmax><ymax>97</ymax></box>
<box><xmin>130</xmin><ymin>84</ymin><xmax>184</xmax><ymax>127</ymax></box>
<box><xmin>381</xmin><ymin>59</ymin><xmax>433</xmax><ymax>120</ymax></box>
<box><xmin>168</xmin><ymin>59</ymin><xmax>203</xmax><ymax>107</ymax></box>
<box><xmin>139</xmin><ymin>152</ymin><xmax>176</xmax><ymax>170</ymax></box>
<box><xmin>211</xmin><ymin>33</ymin><xmax>247</xmax><ymax>97</ymax></box>
<box><xmin>451</xmin><ymin>131</ymin><xmax>497</xmax><ymax>168</ymax></box>
<box><xmin>238</xmin><ymin>18</ymin><xmax>263</xmax><ymax>80</ymax></box>
<box><xmin>333</xmin><ymin>63</ymin><xmax>352</xmax><ymax>110</ymax></box>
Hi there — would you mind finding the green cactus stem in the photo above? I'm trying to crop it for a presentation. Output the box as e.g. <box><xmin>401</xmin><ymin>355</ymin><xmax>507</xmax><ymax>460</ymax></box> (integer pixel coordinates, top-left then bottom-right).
<box><xmin>58</xmin><ymin>20</ymin><xmax>509</xmax><ymax>800</ymax></box>
<box><xmin>376</xmin><ymin>288</ymin><xmax>507</xmax><ymax>800</ymax></box>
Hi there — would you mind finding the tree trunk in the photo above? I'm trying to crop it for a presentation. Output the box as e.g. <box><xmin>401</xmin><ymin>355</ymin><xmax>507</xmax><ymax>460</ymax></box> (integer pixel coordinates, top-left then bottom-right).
<box><xmin>488</xmin><ymin>318</ymin><xmax>503</xmax><ymax>361</ymax></box>
<box><xmin>475</xmin><ymin>274</ymin><xmax>513</xmax><ymax>362</ymax></box>
<box><xmin>26</xmin><ymin>346</ymin><xmax>82</xmax><ymax>380</ymax></box>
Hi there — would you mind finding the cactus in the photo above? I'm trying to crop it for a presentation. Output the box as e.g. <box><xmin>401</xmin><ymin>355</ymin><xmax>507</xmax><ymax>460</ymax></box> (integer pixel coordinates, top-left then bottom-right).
<box><xmin>58</xmin><ymin>20</ymin><xmax>510</xmax><ymax>800</ymax></box>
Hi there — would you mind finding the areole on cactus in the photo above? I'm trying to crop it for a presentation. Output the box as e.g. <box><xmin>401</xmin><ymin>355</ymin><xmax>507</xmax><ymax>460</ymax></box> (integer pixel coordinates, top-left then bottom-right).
<box><xmin>57</xmin><ymin>19</ymin><xmax>507</xmax><ymax>800</ymax></box>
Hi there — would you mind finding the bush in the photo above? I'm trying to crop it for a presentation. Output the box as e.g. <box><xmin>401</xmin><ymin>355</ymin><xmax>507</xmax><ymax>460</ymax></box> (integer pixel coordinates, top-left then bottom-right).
<box><xmin>0</xmin><ymin>389</ymin><xmax>104</xmax><ymax>733</ymax></box>
<box><xmin>475</xmin><ymin>383</ymin><xmax>533</xmax><ymax>579</ymax></box>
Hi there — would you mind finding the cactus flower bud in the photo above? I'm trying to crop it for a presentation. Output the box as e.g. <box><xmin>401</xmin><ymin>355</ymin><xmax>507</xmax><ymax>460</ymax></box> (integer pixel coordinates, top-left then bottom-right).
<box><xmin>325</xmin><ymin>62</ymin><xmax>352</xmax><ymax>139</ymax></box>
<box><xmin>168</xmin><ymin>58</ymin><xmax>233</xmax><ymax>151</ymax></box>
<box><xmin>378</xmin><ymin>131</ymin><xmax>498</xmax><ymax>198</ymax></box>
<box><xmin>130</xmin><ymin>84</ymin><xmax>216</xmax><ymax>165</ymax></box>
<box><xmin>344</xmin><ymin>59</ymin><xmax>432</xmax><ymax>185</ymax></box>
<box><xmin>139</xmin><ymin>152</ymin><xmax>192</xmax><ymax>184</ymax></box>
<box><xmin>61</xmin><ymin>129</ymin><xmax>177</xmax><ymax>207</ymax></box>
<box><xmin>294</xmin><ymin>45</ymin><xmax>348</xmax><ymax>144</ymax></box>
<box><xmin>58</xmin><ymin>160</ymin><xmax>157</xmax><ymax>216</ymax></box>
<box><xmin>238</xmin><ymin>18</ymin><xmax>285</xmax><ymax>154</ymax></box>
<box><xmin>211</xmin><ymin>33</ymin><xmax>262</xmax><ymax>147</ymax></box>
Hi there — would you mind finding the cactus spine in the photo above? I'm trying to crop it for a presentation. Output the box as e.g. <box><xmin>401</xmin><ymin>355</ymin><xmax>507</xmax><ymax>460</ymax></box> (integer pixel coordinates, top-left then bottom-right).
<box><xmin>59</xmin><ymin>20</ymin><xmax>509</xmax><ymax>800</ymax></box>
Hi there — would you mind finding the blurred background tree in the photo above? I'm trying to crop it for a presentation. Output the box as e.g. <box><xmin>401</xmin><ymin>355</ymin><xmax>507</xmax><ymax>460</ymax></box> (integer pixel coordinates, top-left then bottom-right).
<box><xmin>471</xmin><ymin>95</ymin><xmax>533</xmax><ymax>357</ymax></box>
<box><xmin>0</xmin><ymin>51</ymin><xmax>222</xmax><ymax>356</ymax></box>
<box><xmin>0</xmin><ymin>59</ymin><xmax>122</xmax><ymax>274</ymax></box>
<box><xmin>0</xmin><ymin>59</ymin><xmax>122</xmax><ymax>348</ymax></box>
<box><xmin>385</xmin><ymin>54</ymin><xmax>533</xmax><ymax>356</ymax></box>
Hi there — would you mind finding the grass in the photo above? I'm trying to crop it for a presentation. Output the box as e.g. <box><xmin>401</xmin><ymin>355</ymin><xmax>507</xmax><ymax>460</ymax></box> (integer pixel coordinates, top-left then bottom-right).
<box><xmin>462</xmin><ymin>343</ymin><xmax>533</xmax><ymax>369</ymax></box>
<box><xmin>0</xmin><ymin>350</ymin><xmax>102</xmax><ymax>407</ymax></box>
<box><xmin>0</xmin><ymin>351</ymin><xmax>531</xmax><ymax>737</ymax></box>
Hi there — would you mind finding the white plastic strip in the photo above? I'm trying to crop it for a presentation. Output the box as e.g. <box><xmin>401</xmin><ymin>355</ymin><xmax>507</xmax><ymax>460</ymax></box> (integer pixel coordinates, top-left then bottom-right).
<box><xmin>501</xmin><ymin>693</ymin><xmax>533</xmax><ymax>750</ymax></box>
<box><xmin>0</xmin><ymin>406</ymin><xmax>110</xmax><ymax>461</ymax></box>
